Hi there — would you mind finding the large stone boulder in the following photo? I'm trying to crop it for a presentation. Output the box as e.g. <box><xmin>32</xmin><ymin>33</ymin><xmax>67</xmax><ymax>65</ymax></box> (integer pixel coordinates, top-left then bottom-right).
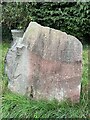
<box><xmin>5</xmin><ymin>22</ymin><xmax>82</xmax><ymax>102</ymax></box>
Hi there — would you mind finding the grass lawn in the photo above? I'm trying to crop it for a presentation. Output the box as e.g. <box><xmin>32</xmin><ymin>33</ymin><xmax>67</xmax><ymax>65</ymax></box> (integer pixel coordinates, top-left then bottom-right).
<box><xmin>0</xmin><ymin>42</ymin><xmax>89</xmax><ymax>118</ymax></box>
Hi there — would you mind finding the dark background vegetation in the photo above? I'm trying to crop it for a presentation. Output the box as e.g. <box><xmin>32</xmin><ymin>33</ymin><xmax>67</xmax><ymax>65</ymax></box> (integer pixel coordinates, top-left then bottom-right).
<box><xmin>2</xmin><ymin>2</ymin><xmax>90</xmax><ymax>44</ymax></box>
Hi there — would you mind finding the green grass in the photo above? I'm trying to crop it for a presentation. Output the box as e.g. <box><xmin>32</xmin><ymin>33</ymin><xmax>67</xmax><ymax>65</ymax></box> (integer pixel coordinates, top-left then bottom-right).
<box><xmin>0</xmin><ymin>42</ymin><xmax>89</xmax><ymax>119</ymax></box>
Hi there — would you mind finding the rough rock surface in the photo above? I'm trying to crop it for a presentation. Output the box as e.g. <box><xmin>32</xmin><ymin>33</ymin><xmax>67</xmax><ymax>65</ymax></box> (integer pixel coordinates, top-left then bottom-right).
<box><xmin>5</xmin><ymin>22</ymin><xmax>82</xmax><ymax>102</ymax></box>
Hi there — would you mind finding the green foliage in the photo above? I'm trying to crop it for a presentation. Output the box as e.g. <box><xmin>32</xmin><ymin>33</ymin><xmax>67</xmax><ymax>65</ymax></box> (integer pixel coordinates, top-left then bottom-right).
<box><xmin>0</xmin><ymin>43</ymin><xmax>10</xmax><ymax>93</ymax></box>
<box><xmin>1</xmin><ymin>43</ymin><xmax>88</xmax><ymax>119</ymax></box>
<box><xmin>2</xmin><ymin>3</ymin><xmax>31</xmax><ymax>30</ymax></box>
<box><xmin>1</xmin><ymin>90</ymin><xmax>88</xmax><ymax>118</ymax></box>
<box><xmin>2</xmin><ymin>2</ymin><xmax>90</xmax><ymax>44</ymax></box>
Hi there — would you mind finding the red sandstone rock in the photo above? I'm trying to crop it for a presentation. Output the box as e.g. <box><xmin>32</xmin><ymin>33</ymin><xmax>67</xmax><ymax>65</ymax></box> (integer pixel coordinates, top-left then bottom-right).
<box><xmin>5</xmin><ymin>22</ymin><xmax>82</xmax><ymax>102</ymax></box>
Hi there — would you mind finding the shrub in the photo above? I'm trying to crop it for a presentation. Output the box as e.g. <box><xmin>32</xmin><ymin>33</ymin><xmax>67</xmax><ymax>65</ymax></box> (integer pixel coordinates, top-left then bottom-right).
<box><xmin>2</xmin><ymin>2</ymin><xmax>90</xmax><ymax>44</ymax></box>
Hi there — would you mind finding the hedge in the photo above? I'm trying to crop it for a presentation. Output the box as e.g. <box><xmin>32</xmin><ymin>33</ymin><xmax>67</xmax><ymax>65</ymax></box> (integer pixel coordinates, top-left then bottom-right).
<box><xmin>2</xmin><ymin>2</ymin><xmax>90</xmax><ymax>44</ymax></box>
